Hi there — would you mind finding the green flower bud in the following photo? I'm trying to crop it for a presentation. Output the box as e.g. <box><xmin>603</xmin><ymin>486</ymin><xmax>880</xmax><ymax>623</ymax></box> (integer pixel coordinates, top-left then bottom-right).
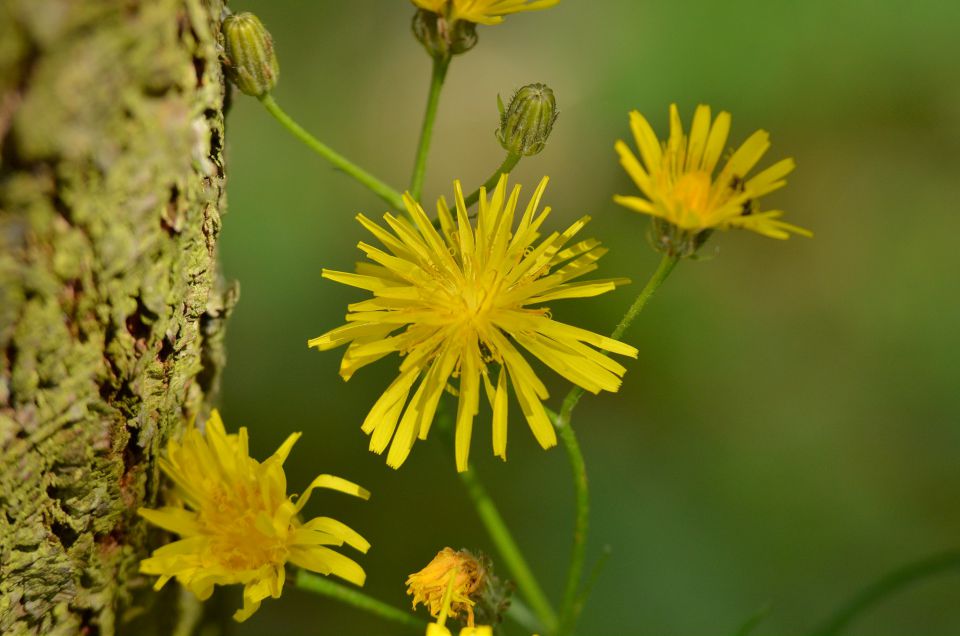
<box><xmin>496</xmin><ymin>83</ymin><xmax>558</xmax><ymax>157</ymax></box>
<box><xmin>222</xmin><ymin>12</ymin><xmax>279</xmax><ymax>97</ymax></box>
<box><xmin>412</xmin><ymin>9</ymin><xmax>478</xmax><ymax>58</ymax></box>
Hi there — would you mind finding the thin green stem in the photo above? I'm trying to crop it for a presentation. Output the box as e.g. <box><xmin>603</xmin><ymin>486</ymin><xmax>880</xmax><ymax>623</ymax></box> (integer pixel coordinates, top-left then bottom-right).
<box><xmin>571</xmin><ymin>545</ymin><xmax>612</xmax><ymax>626</ymax></box>
<box><xmin>259</xmin><ymin>94</ymin><xmax>405</xmax><ymax>211</ymax></box>
<box><xmin>458</xmin><ymin>465</ymin><xmax>558</xmax><ymax>633</ymax></box>
<box><xmin>463</xmin><ymin>152</ymin><xmax>521</xmax><ymax>208</ymax></box>
<box><xmin>553</xmin><ymin>252</ymin><xmax>680</xmax><ymax>636</ymax></box>
<box><xmin>506</xmin><ymin>598</ymin><xmax>544</xmax><ymax>634</ymax></box>
<box><xmin>295</xmin><ymin>570</ymin><xmax>426</xmax><ymax>631</ymax></box>
<box><xmin>172</xmin><ymin>586</ymin><xmax>203</xmax><ymax>636</ymax></box>
<box><xmin>611</xmin><ymin>252</ymin><xmax>680</xmax><ymax>342</ymax></box>
<box><xmin>410</xmin><ymin>55</ymin><xmax>450</xmax><ymax>201</ymax></box>
<box><xmin>551</xmin><ymin>407</ymin><xmax>587</xmax><ymax>636</ymax></box>
<box><xmin>810</xmin><ymin>550</ymin><xmax>960</xmax><ymax>635</ymax></box>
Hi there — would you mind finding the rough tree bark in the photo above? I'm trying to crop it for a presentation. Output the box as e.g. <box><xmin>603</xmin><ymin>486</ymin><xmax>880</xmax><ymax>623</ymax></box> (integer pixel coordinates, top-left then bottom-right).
<box><xmin>0</xmin><ymin>1</ymin><xmax>233</xmax><ymax>634</ymax></box>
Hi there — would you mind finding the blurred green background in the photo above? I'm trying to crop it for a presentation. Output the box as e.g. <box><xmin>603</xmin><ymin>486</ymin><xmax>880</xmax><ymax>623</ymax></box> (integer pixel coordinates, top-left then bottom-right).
<box><xmin>218</xmin><ymin>2</ymin><xmax>960</xmax><ymax>634</ymax></box>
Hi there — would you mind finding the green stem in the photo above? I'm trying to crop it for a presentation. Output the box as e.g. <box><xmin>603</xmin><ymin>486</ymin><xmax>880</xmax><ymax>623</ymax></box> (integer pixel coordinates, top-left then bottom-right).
<box><xmin>463</xmin><ymin>152</ymin><xmax>521</xmax><ymax>208</ymax></box>
<box><xmin>611</xmin><ymin>252</ymin><xmax>680</xmax><ymax>342</ymax></box>
<box><xmin>506</xmin><ymin>598</ymin><xmax>544</xmax><ymax>634</ymax></box>
<box><xmin>410</xmin><ymin>55</ymin><xmax>450</xmax><ymax>201</ymax></box>
<box><xmin>551</xmin><ymin>407</ymin><xmax>587</xmax><ymax>636</ymax></box>
<box><xmin>458</xmin><ymin>465</ymin><xmax>558</xmax><ymax>633</ymax></box>
<box><xmin>572</xmin><ymin>545</ymin><xmax>611</xmax><ymax>625</ymax></box>
<box><xmin>259</xmin><ymin>94</ymin><xmax>405</xmax><ymax>211</ymax></box>
<box><xmin>553</xmin><ymin>252</ymin><xmax>680</xmax><ymax>636</ymax></box>
<box><xmin>294</xmin><ymin>570</ymin><xmax>426</xmax><ymax>631</ymax></box>
<box><xmin>810</xmin><ymin>550</ymin><xmax>960</xmax><ymax>635</ymax></box>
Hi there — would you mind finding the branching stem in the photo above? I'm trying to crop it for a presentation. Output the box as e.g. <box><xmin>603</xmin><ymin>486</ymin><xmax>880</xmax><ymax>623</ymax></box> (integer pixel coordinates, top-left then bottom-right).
<box><xmin>259</xmin><ymin>94</ymin><xmax>405</xmax><ymax>210</ymax></box>
<box><xmin>463</xmin><ymin>152</ymin><xmax>521</xmax><ymax>207</ymax></box>
<box><xmin>554</xmin><ymin>252</ymin><xmax>680</xmax><ymax>635</ymax></box>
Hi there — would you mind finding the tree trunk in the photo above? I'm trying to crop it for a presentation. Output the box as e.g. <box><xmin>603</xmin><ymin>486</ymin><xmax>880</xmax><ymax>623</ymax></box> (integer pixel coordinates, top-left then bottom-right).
<box><xmin>0</xmin><ymin>1</ymin><xmax>232</xmax><ymax>634</ymax></box>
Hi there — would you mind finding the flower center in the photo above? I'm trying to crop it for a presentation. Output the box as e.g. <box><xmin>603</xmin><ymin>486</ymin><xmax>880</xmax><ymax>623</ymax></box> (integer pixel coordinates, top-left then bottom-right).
<box><xmin>453</xmin><ymin>275</ymin><xmax>495</xmax><ymax>325</ymax></box>
<box><xmin>670</xmin><ymin>170</ymin><xmax>713</xmax><ymax>217</ymax></box>
<box><xmin>201</xmin><ymin>486</ymin><xmax>288</xmax><ymax>571</ymax></box>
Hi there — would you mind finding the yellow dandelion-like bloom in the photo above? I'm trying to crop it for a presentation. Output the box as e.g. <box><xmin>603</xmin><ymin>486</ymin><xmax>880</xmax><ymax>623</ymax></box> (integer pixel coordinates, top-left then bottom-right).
<box><xmin>310</xmin><ymin>175</ymin><xmax>637</xmax><ymax>472</ymax></box>
<box><xmin>614</xmin><ymin>104</ymin><xmax>812</xmax><ymax>242</ymax></box>
<box><xmin>138</xmin><ymin>410</ymin><xmax>370</xmax><ymax>622</ymax></box>
<box><xmin>407</xmin><ymin>548</ymin><xmax>486</xmax><ymax>626</ymax></box>
<box><xmin>411</xmin><ymin>0</ymin><xmax>559</xmax><ymax>26</ymax></box>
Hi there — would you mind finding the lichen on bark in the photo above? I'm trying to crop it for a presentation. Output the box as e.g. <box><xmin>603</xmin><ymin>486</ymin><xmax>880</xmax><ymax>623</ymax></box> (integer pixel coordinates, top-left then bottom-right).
<box><xmin>0</xmin><ymin>1</ymin><xmax>233</xmax><ymax>634</ymax></box>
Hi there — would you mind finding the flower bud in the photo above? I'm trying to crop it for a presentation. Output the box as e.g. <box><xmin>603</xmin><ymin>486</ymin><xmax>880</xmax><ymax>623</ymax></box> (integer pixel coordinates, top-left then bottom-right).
<box><xmin>412</xmin><ymin>9</ymin><xmax>478</xmax><ymax>58</ymax></box>
<box><xmin>496</xmin><ymin>83</ymin><xmax>558</xmax><ymax>157</ymax></box>
<box><xmin>222</xmin><ymin>12</ymin><xmax>279</xmax><ymax>97</ymax></box>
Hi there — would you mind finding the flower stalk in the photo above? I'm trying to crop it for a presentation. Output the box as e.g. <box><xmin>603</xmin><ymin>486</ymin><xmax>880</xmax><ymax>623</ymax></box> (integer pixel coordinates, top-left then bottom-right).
<box><xmin>553</xmin><ymin>252</ymin><xmax>680</xmax><ymax>635</ymax></box>
<box><xmin>259</xmin><ymin>94</ymin><xmax>406</xmax><ymax>210</ymax></box>
<box><xmin>463</xmin><ymin>152</ymin><xmax>521</xmax><ymax>208</ymax></box>
<box><xmin>458</xmin><ymin>465</ymin><xmax>557</xmax><ymax>633</ymax></box>
<box><xmin>296</xmin><ymin>570</ymin><xmax>426</xmax><ymax>631</ymax></box>
<box><xmin>410</xmin><ymin>54</ymin><xmax>451</xmax><ymax>201</ymax></box>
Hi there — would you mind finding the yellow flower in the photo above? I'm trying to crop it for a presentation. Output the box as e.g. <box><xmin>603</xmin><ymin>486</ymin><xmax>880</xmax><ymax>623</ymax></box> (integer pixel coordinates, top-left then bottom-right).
<box><xmin>614</xmin><ymin>104</ymin><xmax>812</xmax><ymax>242</ymax></box>
<box><xmin>411</xmin><ymin>549</ymin><xmax>493</xmax><ymax>636</ymax></box>
<box><xmin>310</xmin><ymin>175</ymin><xmax>637</xmax><ymax>471</ymax></box>
<box><xmin>407</xmin><ymin>548</ymin><xmax>486</xmax><ymax>626</ymax></box>
<box><xmin>411</xmin><ymin>0</ymin><xmax>559</xmax><ymax>26</ymax></box>
<box><xmin>138</xmin><ymin>410</ymin><xmax>370</xmax><ymax>622</ymax></box>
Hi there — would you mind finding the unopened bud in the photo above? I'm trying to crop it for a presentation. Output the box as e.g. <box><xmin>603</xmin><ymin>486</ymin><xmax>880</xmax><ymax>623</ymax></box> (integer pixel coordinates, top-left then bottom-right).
<box><xmin>222</xmin><ymin>12</ymin><xmax>279</xmax><ymax>97</ymax></box>
<box><xmin>496</xmin><ymin>83</ymin><xmax>558</xmax><ymax>157</ymax></box>
<box><xmin>412</xmin><ymin>9</ymin><xmax>478</xmax><ymax>58</ymax></box>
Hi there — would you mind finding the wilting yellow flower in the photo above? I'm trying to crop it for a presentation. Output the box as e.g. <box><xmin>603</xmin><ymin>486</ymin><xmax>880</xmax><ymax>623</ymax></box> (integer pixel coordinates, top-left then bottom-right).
<box><xmin>411</xmin><ymin>0</ymin><xmax>559</xmax><ymax>25</ymax></box>
<box><xmin>407</xmin><ymin>548</ymin><xmax>486</xmax><ymax>625</ymax></box>
<box><xmin>614</xmin><ymin>104</ymin><xmax>811</xmax><ymax>242</ymax></box>
<box><xmin>310</xmin><ymin>175</ymin><xmax>637</xmax><ymax>471</ymax></box>
<box><xmin>138</xmin><ymin>410</ymin><xmax>370</xmax><ymax>622</ymax></box>
<box><xmin>411</xmin><ymin>549</ymin><xmax>493</xmax><ymax>636</ymax></box>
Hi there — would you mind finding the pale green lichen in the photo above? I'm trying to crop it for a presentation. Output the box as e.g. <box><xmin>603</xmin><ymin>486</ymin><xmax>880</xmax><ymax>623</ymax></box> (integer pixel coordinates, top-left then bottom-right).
<box><xmin>0</xmin><ymin>0</ymin><xmax>232</xmax><ymax>634</ymax></box>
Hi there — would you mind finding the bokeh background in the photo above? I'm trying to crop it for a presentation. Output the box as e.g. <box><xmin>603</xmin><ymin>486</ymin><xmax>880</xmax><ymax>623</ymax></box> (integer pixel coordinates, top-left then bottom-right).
<box><xmin>218</xmin><ymin>2</ymin><xmax>960</xmax><ymax>634</ymax></box>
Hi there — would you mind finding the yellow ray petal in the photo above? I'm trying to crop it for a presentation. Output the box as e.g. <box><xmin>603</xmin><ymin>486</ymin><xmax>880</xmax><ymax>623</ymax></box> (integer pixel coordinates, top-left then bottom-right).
<box><xmin>492</xmin><ymin>366</ymin><xmax>509</xmax><ymax>460</ymax></box>
<box><xmin>685</xmin><ymin>104</ymin><xmax>712</xmax><ymax>171</ymax></box>
<box><xmin>701</xmin><ymin>110</ymin><xmax>731</xmax><ymax>174</ymax></box>
<box><xmin>455</xmin><ymin>343</ymin><xmax>482</xmax><ymax>472</ymax></box>
<box><xmin>294</xmin><ymin>474</ymin><xmax>370</xmax><ymax>516</ymax></box>
<box><xmin>629</xmin><ymin>110</ymin><xmax>662</xmax><ymax>171</ymax></box>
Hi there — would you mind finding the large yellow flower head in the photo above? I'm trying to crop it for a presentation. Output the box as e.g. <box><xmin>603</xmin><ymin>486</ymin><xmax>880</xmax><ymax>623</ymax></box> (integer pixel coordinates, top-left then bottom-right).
<box><xmin>411</xmin><ymin>0</ymin><xmax>559</xmax><ymax>26</ymax></box>
<box><xmin>310</xmin><ymin>175</ymin><xmax>637</xmax><ymax>472</ymax></box>
<box><xmin>138</xmin><ymin>410</ymin><xmax>370</xmax><ymax>622</ymax></box>
<box><xmin>614</xmin><ymin>104</ymin><xmax>811</xmax><ymax>246</ymax></box>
